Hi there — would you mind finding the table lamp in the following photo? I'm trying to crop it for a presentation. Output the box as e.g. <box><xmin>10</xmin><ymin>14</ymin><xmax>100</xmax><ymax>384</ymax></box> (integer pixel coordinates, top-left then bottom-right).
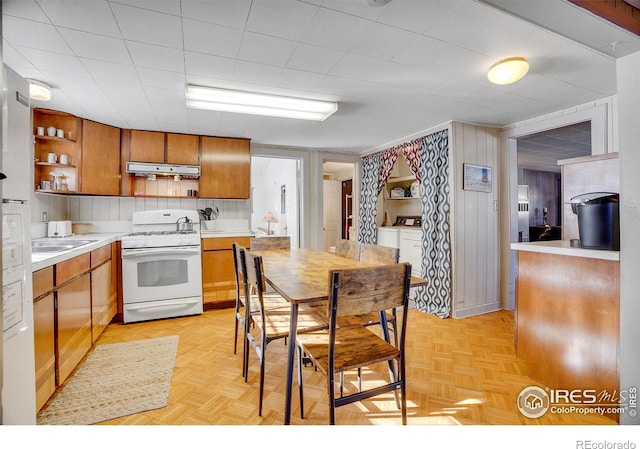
<box><xmin>263</xmin><ymin>211</ymin><xmax>278</xmax><ymax>235</ymax></box>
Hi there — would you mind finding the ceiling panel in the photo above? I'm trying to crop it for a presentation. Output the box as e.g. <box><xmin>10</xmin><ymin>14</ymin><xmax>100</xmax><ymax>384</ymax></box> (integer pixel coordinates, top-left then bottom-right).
<box><xmin>2</xmin><ymin>0</ymin><xmax>635</xmax><ymax>158</ymax></box>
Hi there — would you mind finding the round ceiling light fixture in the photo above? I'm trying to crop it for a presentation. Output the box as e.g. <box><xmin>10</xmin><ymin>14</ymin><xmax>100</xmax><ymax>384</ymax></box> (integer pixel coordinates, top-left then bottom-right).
<box><xmin>487</xmin><ymin>57</ymin><xmax>529</xmax><ymax>85</ymax></box>
<box><xmin>26</xmin><ymin>79</ymin><xmax>52</xmax><ymax>101</ymax></box>
<box><xmin>363</xmin><ymin>0</ymin><xmax>393</xmax><ymax>7</ymax></box>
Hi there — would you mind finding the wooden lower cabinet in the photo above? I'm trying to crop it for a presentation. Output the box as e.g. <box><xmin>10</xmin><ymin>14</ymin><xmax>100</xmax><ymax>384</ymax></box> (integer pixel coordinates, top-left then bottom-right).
<box><xmin>34</xmin><ymin>293</ymin><xmax>56</xmax><ymax>412</ymax></box>
<box><xmin>91</xmin><ymin>261</ymin><xmax>115</xmax><ymax>343</ymax></box>
<box><xmin>56</xmin><ymin>272</ymin><xmax>92</xmax><ymax>385</ymax></box>
<box><xmin>201</xmin><ymin>237</ymin><xmax>250</xmax><ymax>309</ymax></box>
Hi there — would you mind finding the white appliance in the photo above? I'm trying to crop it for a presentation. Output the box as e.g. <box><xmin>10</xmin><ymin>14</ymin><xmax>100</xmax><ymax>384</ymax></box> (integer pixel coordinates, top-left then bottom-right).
<box><xmin>1</xmin><ymin>65</ymin><xmax>37</xmax><ymax>424</ymax></box>
<box><xmin>121</xmin><ymin>209</ymin><xmax>203</xmax><ymax>324</ymax></box>
<box><xmin>47</xmin><ymin>220</ymin><xmax>72</xmax><ymax>238</ymax></box>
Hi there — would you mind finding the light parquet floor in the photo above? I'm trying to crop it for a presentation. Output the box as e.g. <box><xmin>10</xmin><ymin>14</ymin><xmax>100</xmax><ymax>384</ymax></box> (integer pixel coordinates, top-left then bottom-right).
<box><xmin>92</xmin><ymin>308</ymin><xmax>616</xmax><ymax>426</ymax></box>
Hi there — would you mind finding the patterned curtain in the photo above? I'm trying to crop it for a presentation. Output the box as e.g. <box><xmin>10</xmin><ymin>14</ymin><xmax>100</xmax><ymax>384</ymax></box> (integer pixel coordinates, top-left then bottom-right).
<box><xmin>401</xmin><ymin>140</ymin><xmax>423</xmax><ymax>183</ymax></box>
<box><xmin>413</xmin><ymin>129</ymin><xmax>451</xmax><ymax>318</ymax></box>
<box><xmin>378</xmin><ymin>148</ymin><xmax>400</xmax><ymax>195</ymax></box>
<box><xmin>357</xmin><ymin>152</ymin><xmax>382</xmax><ymax>244</ymax></box>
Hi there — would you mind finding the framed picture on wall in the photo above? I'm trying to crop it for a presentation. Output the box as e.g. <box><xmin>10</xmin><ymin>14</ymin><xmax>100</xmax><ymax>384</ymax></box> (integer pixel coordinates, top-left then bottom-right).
<box><xmin>463</xmin><ymin>163</ymin><xmax>492</xmax><ymax>192</ymax></box>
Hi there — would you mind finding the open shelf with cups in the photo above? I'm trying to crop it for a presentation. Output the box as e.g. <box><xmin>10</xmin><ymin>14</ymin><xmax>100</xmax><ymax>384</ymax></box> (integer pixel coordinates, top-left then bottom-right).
<box><xmin>33</xmin><ymin>108</ymin><xmax>82</xmax><ymax>194</ymax></box>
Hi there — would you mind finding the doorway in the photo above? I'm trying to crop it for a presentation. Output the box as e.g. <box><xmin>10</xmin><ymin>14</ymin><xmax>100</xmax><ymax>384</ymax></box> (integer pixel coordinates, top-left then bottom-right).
<box><xmin>251</xmin><ymin>156</ymin><xmax>300</xmax><ymax>247</ymax></box>
<box><xmin>322</xmin><ymin>161</ymin><xmax>356</xmax><ymax>251</ymax></box>
<box><xmin>503</xmin><ymin>103</ymin><xmax>607</xmax><ymax>310</ymax></box>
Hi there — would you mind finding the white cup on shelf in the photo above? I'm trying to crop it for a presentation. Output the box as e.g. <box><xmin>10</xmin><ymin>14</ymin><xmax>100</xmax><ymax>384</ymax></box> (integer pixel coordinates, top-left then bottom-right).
<box><xmin>46</xmin><ymin>153</ymin><xmax>57</xmax><ymax>164</ymax></box>
<box><xmin>36</xmin><ymin>127</ymin><xmax>45</xmax><ymax>136</ymax></box>
<box><xmin>59</xmin><ymin>154</ymin><xmax>70</xmax><ymax>165</ymax></box>
<box><xmin>56</xmin><ymin>129</ymin><xmax>64</xmax><ymax>138</ymax></box>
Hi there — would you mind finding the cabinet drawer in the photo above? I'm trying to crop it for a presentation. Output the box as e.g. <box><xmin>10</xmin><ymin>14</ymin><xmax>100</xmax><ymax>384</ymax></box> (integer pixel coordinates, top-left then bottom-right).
<box><xmin>202</xmin><ymin>236</ymin><xmax>250</xmax><ymax>251</ymax></box>
<box><xmin>91</xmin><ymin>244</ymin><xmax>111</xmax><ymax>268</ymax></box>
<box><xmin>33</xmin><ymin>266</ymin><xmax>54</xmax><ymax>299</ymax></box>
<box><xmin>55</xmin><ymin>253</ymin><xmax>90</xmax><ymax>286</ymax></box>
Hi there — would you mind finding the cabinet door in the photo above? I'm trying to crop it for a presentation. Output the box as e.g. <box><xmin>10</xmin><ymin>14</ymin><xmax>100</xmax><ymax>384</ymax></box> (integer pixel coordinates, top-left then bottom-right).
<box><xmin>201</xmin><ymin>237</ymin><xmax>250</xmax><ymax>307</ymax></box>
<box><xmin>56</xmin><ymin>273</ymin><xmax>92</xmax><ymax>385</ymax></box>
<box><xmin>166</xmin><ymin>133</ymin><xmax>199</xmax><ymax>165</ymax></box>
<box><xmin>81</xmin><ymin>119</ymin><xmax>121</xmax><ymax>195</ymax></box>
<box><xmin>129</xmin><ymin>130</ymin><xmax>165</xmax><ymax>162</ymax></box>
<box><xmin>33</xmin><ymin>293</ymin><xmax>55</xmax><ymax>412</ymax></box>
<box><xmin>200</xmin><ymin>136</ymin><xmax>250</xmax><ymax>199</ymax></box>
<box><xmin>91</xmin><ymin>261</ymin><xmax>113</xmax><ymax>343</ymax></box>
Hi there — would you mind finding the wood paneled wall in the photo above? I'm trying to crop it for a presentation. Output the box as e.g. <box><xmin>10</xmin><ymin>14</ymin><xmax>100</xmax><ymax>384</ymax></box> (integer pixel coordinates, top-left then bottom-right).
<box><xmin>521</xmin><ymin>169</ymin><xmax>561</xmax><ymax>226</ymax></box>
<box><xmin>451</xmin><ymin>123</ymin><xmax>501</xmax><ymax>318</ymax></box>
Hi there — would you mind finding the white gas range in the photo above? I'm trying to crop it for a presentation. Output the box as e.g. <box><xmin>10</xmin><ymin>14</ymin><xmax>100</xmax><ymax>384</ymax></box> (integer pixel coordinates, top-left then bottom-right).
<box><xmin>121</xmin><ymin>209</ymin><xmax>203</xmax><ymax>324</ymax></box>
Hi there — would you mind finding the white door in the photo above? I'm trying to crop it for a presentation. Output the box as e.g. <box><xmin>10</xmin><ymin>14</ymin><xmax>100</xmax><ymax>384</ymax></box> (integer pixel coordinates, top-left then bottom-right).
<box><xmin>323</xmin><ymin>180</ymin><xmax>341</xmax><ymax>251</ymax></box>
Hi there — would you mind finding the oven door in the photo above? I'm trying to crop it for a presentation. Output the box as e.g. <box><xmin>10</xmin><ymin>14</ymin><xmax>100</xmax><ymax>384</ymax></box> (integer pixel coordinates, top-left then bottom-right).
<box><xmin>121</xmin><ymin>245</ymin><xmax>202</xmax><ymax>304</ymax></box>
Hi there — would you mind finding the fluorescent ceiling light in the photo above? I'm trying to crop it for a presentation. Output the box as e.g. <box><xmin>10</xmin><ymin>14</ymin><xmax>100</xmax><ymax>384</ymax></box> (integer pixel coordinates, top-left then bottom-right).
<box><xmin>487</xmin><ymin>57</ymin><xmax>529</xmax><ymax>85</ymax></box>
<box><xmin>26</xmin><ymin>79</ymin><xmax>52</xmax><ymax>101</ymax></box>
<box><xmin>186</xmin><ymin>85</ymin><xmax>338</xmax><ymax>121</ymax></box>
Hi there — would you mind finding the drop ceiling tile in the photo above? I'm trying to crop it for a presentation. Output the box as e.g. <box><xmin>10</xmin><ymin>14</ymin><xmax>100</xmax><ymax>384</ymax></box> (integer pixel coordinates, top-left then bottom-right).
<box><xmin>59</xmin><ymin>28</ymin><xmax>131</xmax><ymax>64</ymax></box>
<box><xmin>348</xmin><ymin>21</ymin><xmax>416</xmax><ymax>61</ymax></box>
<box><xmin>16</xmin><ymin>46</ymin><xmax>88</xmax><ymax>76</ymax></box>
<box><xmin>112</xmin><ymin>0</ymin><xmax>182</xmax><ymax>16</ymax></box>
<box><xmin>238</xmin><ymin>32</ymin><xmax>298</xmax><ymax>67</ymax></box>
<box><xmin>286</xmin><ymin>43</ymin><xmax>344</xmax><ymax>74</ymax></box>
<box><xmin>246</xmin><ymin>0</ymin><xmax>319</xmax><ymax>41</ymax></box>
<box><xmin>136</xmin><ymin>67</ymin><xmax>186</xmax><ymax>90</ymax></box>
<box><xmin>81</xmin><ymin>58</ymin><xmax>139</xmax><ymax>84</ymax></box>
<box><xmin>183</xmin><ymin>18</ymin><xmax>244</xmax><ymax>58</ymax></box>
<box><xmin>184</xmin><ymin>51</ymin><xmax>236</xmax><ymax>79</ymax></box>
<box><xmin>38</xmin><ymin>0</ymin><xmax>121</xmax><ymax>37</ymax></box>
<box><xmin>3</xmin><ymin>16</ymin><xmax>73</xmax><ymax>54</ymax></box>
<box><xmin>378</xmin><ymin>0</ymin><xmax>458</xmax><ymax>35</ymax></box>
<box><xmin>2</xmin><ymin>0</ymin><xmax>50</xmax><ymax>22</ymax></box>
<box><xmin>328</xmin><ymin>52</ymin><xmax>386</xmax><ymax>80</ymax></box>
<box><xmin>301</xmin><ymin>7</ymin><xmax>370</xmax><ymax>52</ymax></box>
<box><xmin>111</xmin><ymin>2</ymin><xmax>183</xmax><ymax>49</ymax></box>
<box><xmin>2</xmin><ymin>41</ymin><xmax>38</xmax><ymax>72</ymax></box>
<box><xmin>126</xmin><ymin>41</ymin><xmax>184</xmax><ymax>72</ymax></box>
<box><xmin>181</xmin><ymin>0</ymin><xmax>251</xmax><ymax>29</ymax></box>
<box><xmin>391</xmin><ymin>35</ymin><xmax>459</xmax><ymax>67</ymax></box>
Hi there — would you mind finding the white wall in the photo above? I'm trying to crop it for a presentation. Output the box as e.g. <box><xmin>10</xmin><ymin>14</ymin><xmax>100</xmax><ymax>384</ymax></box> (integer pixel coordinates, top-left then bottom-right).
<box><xmin>617</xmin><ymin>50</ymin><xmax>640</xmax><ymax>426</ymax></box>
<box><xmin>250</xmin><ymin>156</ymin><xmax>298</xmax><ymax>246</ymax></box>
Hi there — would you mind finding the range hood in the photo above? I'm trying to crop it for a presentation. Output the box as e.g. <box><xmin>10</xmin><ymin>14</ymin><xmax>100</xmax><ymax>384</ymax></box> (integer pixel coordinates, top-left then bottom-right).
<box><xmin>126</xmin><ymin>161</ymin><xmax>200</xmax><ymax>178</ymax></box>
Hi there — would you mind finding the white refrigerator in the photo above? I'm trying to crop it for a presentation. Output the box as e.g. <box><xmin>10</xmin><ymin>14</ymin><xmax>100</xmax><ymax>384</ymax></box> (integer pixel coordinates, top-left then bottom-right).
<box><xmin>1</xmin><ymin>64</ymin><xmax>37</xmax><ymax>424</ymax></box>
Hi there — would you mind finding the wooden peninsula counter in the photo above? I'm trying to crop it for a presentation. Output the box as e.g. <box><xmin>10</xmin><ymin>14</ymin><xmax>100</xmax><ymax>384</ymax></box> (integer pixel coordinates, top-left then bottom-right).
<box><xmin>511</xmin><ymin>241</ymin><xmax>619</xmax><ymax>412</ymax></box>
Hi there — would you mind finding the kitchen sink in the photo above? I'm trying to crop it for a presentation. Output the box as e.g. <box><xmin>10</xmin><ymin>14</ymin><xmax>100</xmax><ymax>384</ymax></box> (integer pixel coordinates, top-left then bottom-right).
<box><xmin>31</xmin><ymin>239</ymin><xmax>98</xmax><ymax>253</ymax></box>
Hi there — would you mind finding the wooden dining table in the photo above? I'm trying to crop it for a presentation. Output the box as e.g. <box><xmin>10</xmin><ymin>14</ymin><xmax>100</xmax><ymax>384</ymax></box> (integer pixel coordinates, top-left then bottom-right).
<box><xmin>252</xmin><ymin>247</ymin><xmax>428</xmax><ymax>424</ymax></box>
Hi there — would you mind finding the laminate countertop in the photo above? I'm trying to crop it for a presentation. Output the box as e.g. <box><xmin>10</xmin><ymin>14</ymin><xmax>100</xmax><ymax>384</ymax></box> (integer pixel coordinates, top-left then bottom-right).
<box><xmin>511</xmin><ymin>240</ymin><xmax>619</xmax><ymax>261</ymax></box>
<box><xmin>31</xmin><ymin>233</ymin><xmax>123</xmax><ymax>271</ymax></box>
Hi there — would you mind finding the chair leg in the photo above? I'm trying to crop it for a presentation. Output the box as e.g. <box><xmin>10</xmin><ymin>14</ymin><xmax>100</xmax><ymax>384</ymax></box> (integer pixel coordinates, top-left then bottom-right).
<box><xmin>259</xmin><ymin>347</ymin><xmax>265</xmax><ymax>417</ymax></box>
<box><xmin>328</xmin><ymin>371</ymin><xmax>336</xmax><ymax>425</ymax></box>
<box><xmin>339</xmin><ymin>371</ymin><xmax>344</xmax><ymax>397</ymax></box>
<box><xmin>297</xmin><ymin>344</ymin><xmax>304</xmax><ymax>419</ymax></box>
<box><xmin>357</xmin><ymin>368</ymin><xmax>362</xmax><ymax>392</ymax></box>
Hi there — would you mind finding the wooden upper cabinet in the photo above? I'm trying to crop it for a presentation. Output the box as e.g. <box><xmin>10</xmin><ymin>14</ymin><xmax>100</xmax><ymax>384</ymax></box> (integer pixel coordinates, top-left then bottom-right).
<box><xmin>129</xmin><ymin>130</ymin><xmax>165</xmax><ymax>162</ymax></box>
<box><xmin>80</xmin><ymin>119</ymin><xmax>121</xmax><ymax>195</ymax></box>
<box><xmin>166</xmin><ymin>133</ymin><xmax>199</xmax><ymax>165</ymax></box>
<box><xmin>199</xmin><ymin>136</ymin><xmax>251</xmax><ymax>199</ymax></box>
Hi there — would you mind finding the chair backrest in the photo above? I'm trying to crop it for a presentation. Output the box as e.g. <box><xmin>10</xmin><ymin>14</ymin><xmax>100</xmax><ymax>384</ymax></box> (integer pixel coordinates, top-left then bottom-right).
<box><xmin>231</xmin><ymin>243</ymin><xmax>245</xmax><ymax>303</ymax></box>
<box><xmin>334</xmin><ymin>238</ymin><xmax>361</xmax><ymax>260</ymax></box>
<box><xmin>327</xmin><ymin>263</ymin><xmax>411</xmax><ymax>319</ymax></box>
<box><xmin>358</xmin><ymin>242</ymin><xmax>399</xmax><ymax>264</ymax></box>
<box><xmin>240</xmin><ymin>249</ymin><xmax>267</xmax><ymax>316</ymax></box>
<box><xmin>250</xmin><ymin>236</ymin><xmax>291</xmax><ymax>250</ymax></box>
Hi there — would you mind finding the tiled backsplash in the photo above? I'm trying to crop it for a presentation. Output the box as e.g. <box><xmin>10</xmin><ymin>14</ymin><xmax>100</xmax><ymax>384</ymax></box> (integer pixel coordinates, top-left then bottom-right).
<box><xmin>31</xmin><ymin>192</ymin><xmax>251</xmax><ymax>224</ymax></box>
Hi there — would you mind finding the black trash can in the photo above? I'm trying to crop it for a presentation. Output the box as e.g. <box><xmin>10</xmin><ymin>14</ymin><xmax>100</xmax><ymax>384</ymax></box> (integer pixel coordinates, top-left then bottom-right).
<box><xmin>569</xmin><ymin>192</ymin><xmax>619</xmax><ymax>250</ymax></box>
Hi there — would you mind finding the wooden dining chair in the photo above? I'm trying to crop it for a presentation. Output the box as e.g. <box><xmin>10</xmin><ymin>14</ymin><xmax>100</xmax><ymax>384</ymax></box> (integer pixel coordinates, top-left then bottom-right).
<box><xmin>358</xmin><ymin>242</ymin><xmax>399</xmax><ymax>264</ymax></box>
<box><xmin>356</xmin><ymin>242</ymin><xmax>400</xmax><ymax>345</ymax></box>
<box><xmin>239</xmin><ymin>248</ymin><xmax>327</xmax><ymax>416</ymax></box>
<box><xmin>296</xmin><ymin>263</ymin><xmax>412</xmax><ymax>424</ymax></box>
<box><xmin>232</xmin><ymin>243</ymin><xmax>289</xmax><ymax>377</ymax></box>
<box><xmin>334</xmin><ymin>238</ymin><xmax>361</xmax><ymax>260</ymax></box>
<box><xmin>249</xmin><ymin>236</ymin><xmax>291</xmax><ymax>250</ymax></box>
